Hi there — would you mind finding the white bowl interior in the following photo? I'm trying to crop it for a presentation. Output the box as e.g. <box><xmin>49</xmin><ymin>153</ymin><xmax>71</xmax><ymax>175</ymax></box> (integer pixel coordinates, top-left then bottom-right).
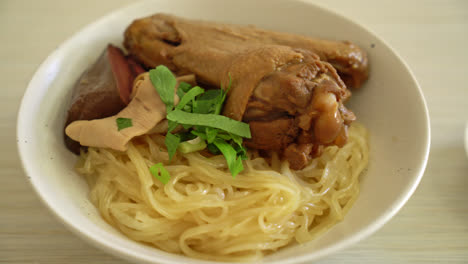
<box><xmin>17</xmin><ymin>0</ymin><xmax>430</xmax><ymax>263</ymax></box>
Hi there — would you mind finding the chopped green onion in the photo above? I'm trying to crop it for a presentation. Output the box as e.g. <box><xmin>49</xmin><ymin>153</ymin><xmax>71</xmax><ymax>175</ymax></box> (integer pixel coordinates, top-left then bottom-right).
<box><xmin>149</xmin><ymin>163</ymin><xmax>171</xmax><ymax>184</ymax></box>
<box><xmin>178</xmin><ymin>137</ymin><xmax>207</xmax><ymax>154</ymax></box>
<box><xmin>116</xmin><ymin>117</ymin><xmax>132</xmax><ymax>131</ymax></box>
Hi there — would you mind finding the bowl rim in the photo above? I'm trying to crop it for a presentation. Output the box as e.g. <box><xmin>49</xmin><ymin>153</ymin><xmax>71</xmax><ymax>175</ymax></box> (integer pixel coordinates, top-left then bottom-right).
<box><xmin>465</xmin><ymin>122</ymin><xmax>468</xmax><ymax>158</ymax></box>
<box><xmin>16</xmin><ymin>0</ymin><xmax>431</xmax><ymax>263</ymax></box>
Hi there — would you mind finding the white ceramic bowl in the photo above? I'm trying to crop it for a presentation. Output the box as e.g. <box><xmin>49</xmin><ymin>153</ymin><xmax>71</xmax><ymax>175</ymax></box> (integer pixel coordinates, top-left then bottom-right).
<box><xmin>465</xmin><ymin>122</ymin><xmax>468</xmax><ymax>157</ymax></box>
<box><xmin>17</xmin><ymin>0</ymin><xmax>430</xmax><ymax>263</ymax></box>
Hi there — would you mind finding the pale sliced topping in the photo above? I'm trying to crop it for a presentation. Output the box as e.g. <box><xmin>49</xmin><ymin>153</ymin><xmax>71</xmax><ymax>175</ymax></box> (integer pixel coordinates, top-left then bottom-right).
<box><xmin>65</xmin><ymin>73</ymin><xmax>192</xmax><ymax>151</ymax></box>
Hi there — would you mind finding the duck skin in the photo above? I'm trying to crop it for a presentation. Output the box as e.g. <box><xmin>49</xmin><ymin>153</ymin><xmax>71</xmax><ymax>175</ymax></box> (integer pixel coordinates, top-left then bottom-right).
<box><xmin>123</xmin><ymin>13</ymin><xmax>368</xmax><ymax>88</ymax></box>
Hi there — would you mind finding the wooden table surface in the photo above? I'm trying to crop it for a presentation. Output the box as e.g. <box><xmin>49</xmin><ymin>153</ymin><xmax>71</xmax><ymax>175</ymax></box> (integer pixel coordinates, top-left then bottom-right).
<box><xmin>2</xmin><ymin>0</ymin><xmax>467</xmax><ymax>263</ymax></box>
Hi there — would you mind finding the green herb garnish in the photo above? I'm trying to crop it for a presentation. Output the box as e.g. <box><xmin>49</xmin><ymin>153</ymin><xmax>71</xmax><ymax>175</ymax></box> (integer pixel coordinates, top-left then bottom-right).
<box><xmin>149</xmin><ymin>66</ymin><xmax>250</xmax><ymax>177</ymax></box>
<box><xmin>166</xmin><ymin>110</ymin><xmax>251</xmax><ymax>138</ymax></box>
<box><xmin>165</xmin><ymin>132</ymin><xmax>180</xmax><ymax>160</ymax></box>
<box><xmin>116</xmin><ymin>117</ymin><xmax>133</xmax><ymax>131</ymax></box>
<box><xmin>192</xmin><ymin>89</ymin><xmax>223</xmax><ymax>114</ymax></box>
<box><xmin>178</xmin><ymin>81</ymin><xmax>193</xmax><ymax>93</ymax></box>
<box><xmin>213</xmin><ymin>138</ymin><xmax>244</xmax><ymax>177</ymax></box>
<box><xmin>149</xmin><ymin>163</ymin><xmax>171</xmax><ymax>184</ymax></box>
<box><xmin>150</xmin><ymin>66</ymin><xmax>179</xmax><ymax>159</ymax></box>
<box><xmin>176</xmin><ymin>86</ymin><xmax>204</xmax><ymax>111</ymax></box>
<box><xmin>205</xmin><ymin>127</ymin><xmax>218</xmax><ymax>144</ymax></box>
<box><xmin>178</xmin><ymin>137</ymin><xmax>207</xmax><ymax>154</ymax></box>
<box><xmin>149</xmin><ymin>66</ymin><xmax>176</xmax><ymax>113</ymax></box>
<box><xmin>215</xmin><ymin>73</ymin><xmax>232</xmax><ymax>115</ymax></box>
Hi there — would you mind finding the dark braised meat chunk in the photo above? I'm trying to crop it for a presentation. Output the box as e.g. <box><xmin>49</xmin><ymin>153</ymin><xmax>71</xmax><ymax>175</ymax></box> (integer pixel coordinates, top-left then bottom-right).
<box><xmin>64</xmin><ymin>45</ymin><xmax>144</xmax><ymax>153</ymax></box>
